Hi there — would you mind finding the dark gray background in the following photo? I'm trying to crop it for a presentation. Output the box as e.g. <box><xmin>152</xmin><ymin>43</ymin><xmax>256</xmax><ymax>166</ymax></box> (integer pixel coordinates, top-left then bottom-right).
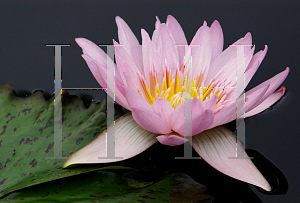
<box><xmin>0</xmin><ymin>1</ymin><xmax>299</xmax><ymax>202</ymax></box>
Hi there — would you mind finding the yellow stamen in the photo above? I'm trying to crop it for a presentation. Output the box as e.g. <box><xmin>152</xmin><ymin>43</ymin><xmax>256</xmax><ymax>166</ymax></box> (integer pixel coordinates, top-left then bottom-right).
<box><xmin>137</xmin><ymin>64</ymin><xmax>231</xmax><ymax>112</ymax></box>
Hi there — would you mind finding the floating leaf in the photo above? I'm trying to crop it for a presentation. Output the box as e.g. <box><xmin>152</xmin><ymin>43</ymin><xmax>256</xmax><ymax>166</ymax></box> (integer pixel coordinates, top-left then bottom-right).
<box><xmin>0</xmin><ymin>83</ymin><xmax>127</xmax><ymax>198</ymax></box>
<box><xmin>1</xmin><ymin>170</ymin><xmax>211</xmax><ymax>202</ymax></box>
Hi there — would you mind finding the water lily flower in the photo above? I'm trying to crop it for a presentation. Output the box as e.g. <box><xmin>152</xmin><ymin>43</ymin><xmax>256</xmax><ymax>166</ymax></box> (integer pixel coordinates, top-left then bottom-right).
<box><xmin>63</xmin><ymin>15</ymin><xmax>289</xmax><ymax>192</ymax></box>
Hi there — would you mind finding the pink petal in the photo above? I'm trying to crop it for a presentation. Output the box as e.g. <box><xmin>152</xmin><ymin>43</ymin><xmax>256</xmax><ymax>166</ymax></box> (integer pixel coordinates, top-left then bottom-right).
<box><xmin>121</xmin><ymin>86</ymin><xmax>154</xmax><ymax>112</ymax></box>
<box><xmin>209</xmin><ymin>96</ymin><xmax>246</xmax><ymax>129</ymax></box>
<box><xmin>210</xmin><ymin>20</ymin><xmax>224</xmax><ymax>62</ymax></box>
<box><xmin>81</xmin><ymin>54</ymin><xmax>125</xmax><ymax>98</ymax></box>
<box><xmin>76</xmin><ymin>38</ymin><xmax>126</xmax><ymax>103</ymax></box>
<box><xmin>152</xmin><ymin>50</ymin><xmax>164</xmax><ymax>86</ymax></box>
<box><xmin>210</xmin><ymin>84</ymin><xmax>268</xmax><ymax>127</ymax></box>
<box><xmin>184</xmin><ymin>22</ymin><xmax>212</xmax><ymax>77</ymax></box>
<box><xmin>245</xmin><ymin>45</ymin><xmax>268</xmax><ymax>88</ymax></box>
<box><xmin>202</xmin><ymin>95</ymin><xmax>218</xmax><ymax>111</ymax></box>
<box><xmin>245</xmin><ymin>86</ymin><xmax>286</xmax><ymax>118</ymax></box>
<box><xmin>170</xmin><ymin>98</ymin><xmax>200</xmax><ymax>132</ymax></box>
<box><xmin>192</xmin><ymin>126</ymin><xmax>272</xmax><ymax>191</ymax></box>
<box><xmin>156</xmin><ymin>134</ymin><xmax>188</xmax><ymax>146</ymax></box>
<box><xmin>177</xmin><ymin>109</ymin><xmax>214</xmax><ymax>136</ymax></box>
<box><xmin>141</xmin><ymin>28</ymin><xmax>163</xmax><ymax>86</ymax></box>
<box><xmin>113</xmin><ymin>40</ymin><xmax>142</xmax><ymax>87</ymax></box>
<box><xmin>152</xmin><ymin>16</ymin><xmax>161</xmax><ymax>45</ymax></box>
<box><xmin>75</xmin><ymin>38</ymin><xmax>121</xmax><ymax>82</ymax></box>
<box><xmin>155</xmin><ymin>16</ymin><xmax>161</xmax><ymax>30</ymax></box>
<box><xmin>174</xmin><ymin>95</ymin><xmax>218</xmax><ymax>136</ymax></box>
<box><xmin>81</xmin><ymin>54</ymin><xmax>106</xmax><ymax>89</ymax></box>
<box><xmin>131</xmin><ymin>107</ymin><xmax>172</xmax><ymax>134</ymax></box>
<box><xmin>152</xmin><ymin>97</ymin><xmax>174</xmax><ymax>125</ymax></box>
<box><xmin>239</xmin><ymin>84</ymin><xmax>269</xmax><ymax>117</ymax></box>
<box><xmin>141</xmin><ymin>29</ymin><xmax>154</xmax><ymax>88</ymax></box>
<box><xmin>63</xmin><ymin>113</ymin><xmax>157</xmax><ymax>167</ymax></box>
<box><xmin>170</xmin><ymin>98</ymin><xmax>215</xmax><ymax>133</ymax></box>
<box><xmin>123</xmin><ymin>72</ymin><xmax>139</xmax><ymax>92</ymax></box>
<box><xmin>205</xmin><ymin>32</ymin><xmax>253</xmax><ymax>86</ymax></box>
<box><xmin>245</xmin><ymin>67</ymin><xmax>289</xmax><ymax>110</ymax></box>
<box><xmin>159</xmin><ymin>23</ymin><xmax>180</xmax><ymax>73</ymax></box>
<box><xmin>226</xmin><ymin>45</ymin><xmax>268</xmax><ymax>102</ymax></box>
<box><xmin>166</xmin><ymin>15</ymin><xmax>188</xmax><ymax>65</ymax></box>
<box><xmin>81</xmin><ymin>54</ymin><xmax>131</xmax><ymax>111</ymax></box>
<box><xmin>227</xmin><ymin>45</ymin><xmax>255</xmax><ymax>99</ymax></box>
<box><xmin>115</xmin><ymin>16</ymin><xmax>144</xmax><ymax>75</ymax></box>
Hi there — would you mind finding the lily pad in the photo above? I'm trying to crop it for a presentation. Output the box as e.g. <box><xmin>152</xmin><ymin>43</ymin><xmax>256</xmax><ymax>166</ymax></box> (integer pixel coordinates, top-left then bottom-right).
<box><xmin>0</xmin><ymin>83</ymin><xmax>128</xmax><ymax>198</ymax></box>
<box><xmin>1</xmin><ymin>170</ymin><xmax>211</xmax><ymax>202</ymax></box>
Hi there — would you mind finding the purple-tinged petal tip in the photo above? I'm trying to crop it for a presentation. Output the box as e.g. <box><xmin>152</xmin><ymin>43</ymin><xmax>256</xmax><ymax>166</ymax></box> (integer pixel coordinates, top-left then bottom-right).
<box><xmin>157</xmin><ymin>134</ymin><xmax>189</xmax><ymax>146</ymax></box>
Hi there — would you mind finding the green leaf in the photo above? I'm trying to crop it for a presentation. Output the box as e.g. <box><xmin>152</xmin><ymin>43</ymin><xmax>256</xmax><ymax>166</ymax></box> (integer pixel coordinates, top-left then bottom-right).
<box><xmin>0</xmin><ymin>83</ymin><xmax>128</xmax><ymax>198</ymax></box>
<box><xmin>1</xmin><ymin>170</ymin><xmax>211</xmax><ymax>202</ymax></box>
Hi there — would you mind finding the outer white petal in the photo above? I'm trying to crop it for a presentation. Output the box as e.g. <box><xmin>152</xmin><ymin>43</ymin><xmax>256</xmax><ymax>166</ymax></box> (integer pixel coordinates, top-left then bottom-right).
<box><xmin>63</xmin><ymin>113</ymin><xmax>158</xmax><ymax>167</ymax></box>
<box><xmin>192</xmin><ymin>126</ymin><xmax>271</xmax><ymax>191</ymax></box>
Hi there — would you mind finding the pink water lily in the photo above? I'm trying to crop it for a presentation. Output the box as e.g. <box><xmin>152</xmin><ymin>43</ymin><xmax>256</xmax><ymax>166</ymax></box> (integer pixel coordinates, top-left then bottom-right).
<box><xmin>63</xmin><ymin>15</ymin><xmax>289</xmax><ymax>192</ymax></box>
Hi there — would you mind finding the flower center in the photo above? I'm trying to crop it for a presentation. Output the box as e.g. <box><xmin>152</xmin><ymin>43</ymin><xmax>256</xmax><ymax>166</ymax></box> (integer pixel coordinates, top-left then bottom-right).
<box><xmin>136</xmin><ymin>65</ymin><xmax>233</xmax><ymax>113</ymax></box>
